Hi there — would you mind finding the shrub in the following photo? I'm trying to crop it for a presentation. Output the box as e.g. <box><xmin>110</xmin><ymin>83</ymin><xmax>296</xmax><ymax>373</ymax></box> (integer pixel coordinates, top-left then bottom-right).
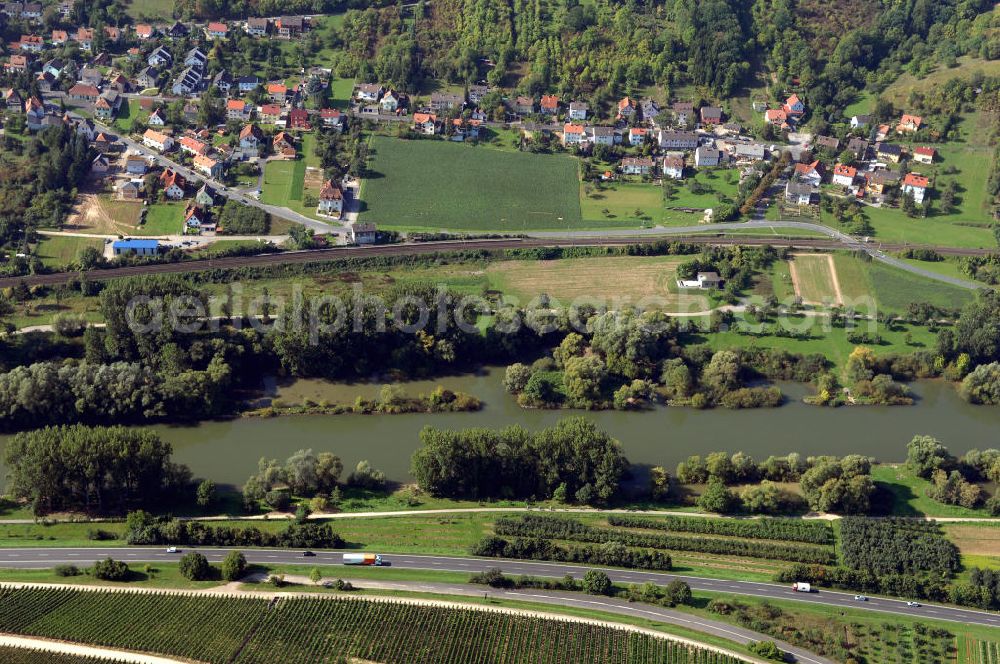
<box><xmin>178</xmin><ymin>552</ymin><xmax>212</xmax><ymax>581</ymax></box>
<box><xmin>92</xmin><ymin>557</ymin><xmax>130</xmax><ymax>581</ymax></box>
<box><xmin>749</xmin><ymin>641</ymin><xmax>783</xmax><ymax>660</ymax></box>
<box><xmin>54</xmin><ymin>564</ymin><xmax>80</xmax><ymax>577</ymax></box>
<box><xmin>582</xmin><ymin>569</ymin><xmax>612</xmax><ymax>595</ymax></box>
<box><xmin>221</xmin><ymin>551</ymin><xmax>247</xmax><ymax>582</ymax></box>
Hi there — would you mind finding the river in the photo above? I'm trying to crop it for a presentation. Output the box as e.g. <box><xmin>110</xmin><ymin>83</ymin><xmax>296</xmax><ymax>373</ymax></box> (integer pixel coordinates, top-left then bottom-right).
<box><xmin>109</xmin><ymin>368</ymin><xmax>998</xmax><ymax>486</ymax></box>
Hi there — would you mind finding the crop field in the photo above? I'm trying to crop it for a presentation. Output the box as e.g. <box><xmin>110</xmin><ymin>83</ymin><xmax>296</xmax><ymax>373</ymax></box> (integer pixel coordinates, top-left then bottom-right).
<box><xmin>787</xmin><ymin>254</ymin><xmax>844</xmax><ymax>305</ymax></box>
<box><xmin>484</xmin><ymin>255</ymin><xmax>711</xmax><ymax>312</ymax></box>
<box><xmin>0</xmin><ymin>647</ymin><xmax>122</xmax><ymax>664</ymax></box>
<box><xmin>360</xmin><ymin>136</ymin><xmax>584</xmax><ymax>231</ymax></box>
<box><xmin>0</xmin><ymin>587</ymin><xmax>743</xmax><ymax>664</ymax></box>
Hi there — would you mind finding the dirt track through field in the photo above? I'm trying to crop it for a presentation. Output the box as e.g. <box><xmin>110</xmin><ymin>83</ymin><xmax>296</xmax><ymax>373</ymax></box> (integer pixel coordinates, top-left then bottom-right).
<box><xmin>788</xmin><ymin>253</ymin><xmax>844</xmax><ymax>306</ymax></box>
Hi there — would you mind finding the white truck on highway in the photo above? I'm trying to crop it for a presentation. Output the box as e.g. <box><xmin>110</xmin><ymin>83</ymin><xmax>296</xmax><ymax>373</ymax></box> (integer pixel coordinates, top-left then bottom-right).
<box><xmin>343</xmin><ymin>553</ymin><xmax>387</xmax><ymax>566</ymax></box>
<box><xmin>792</xmin><ymin>582</ymin><xmax>812</xmax><ymax>593</ymax></box>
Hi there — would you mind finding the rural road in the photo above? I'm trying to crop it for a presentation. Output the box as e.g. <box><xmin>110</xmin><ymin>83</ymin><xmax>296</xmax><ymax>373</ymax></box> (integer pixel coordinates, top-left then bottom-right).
<box><xmin>3</xmin><ymin>547</ymin><xmax>998</xmax><ymax>630</ymax></box>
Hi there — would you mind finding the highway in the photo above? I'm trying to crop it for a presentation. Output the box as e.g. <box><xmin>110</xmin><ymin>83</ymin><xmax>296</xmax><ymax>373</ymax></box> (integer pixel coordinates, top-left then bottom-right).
<box><xmin>3</xmin><ymin>547</ymin><xmax>999</xmax><ymax>630</ymax></box>
<box><xmin>0</xmin><ymin>231</ymin><xmax>991</xmax><ymax>290</ymax></box>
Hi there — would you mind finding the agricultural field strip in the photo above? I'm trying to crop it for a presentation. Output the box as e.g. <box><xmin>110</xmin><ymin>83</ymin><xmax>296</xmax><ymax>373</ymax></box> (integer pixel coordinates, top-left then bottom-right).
<box><xmin>0</xmin><ymin>586</ymin><xmax>756</xmax><ymax>664</ymax></box>
<box><xmin>0</xmin><ymin>637</ymin><xmax>186</xmax><ymax>664</ymax></box>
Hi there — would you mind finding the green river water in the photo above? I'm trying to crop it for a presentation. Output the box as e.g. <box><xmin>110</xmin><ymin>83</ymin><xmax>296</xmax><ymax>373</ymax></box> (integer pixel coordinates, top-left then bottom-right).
<box><xmin>117</xmin><ymin>368</ymin><xmax>1000</xmax><ymax>485</ymax></box>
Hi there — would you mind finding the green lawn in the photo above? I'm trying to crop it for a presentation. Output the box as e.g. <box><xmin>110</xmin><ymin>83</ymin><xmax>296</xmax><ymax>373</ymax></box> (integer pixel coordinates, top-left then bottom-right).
<box><xmin>872</xmin><ymin>465</ymin><xmax>992</xmax><ymax>518</ymax></box>
<box><xmin>842</xmin><ymin>91</ymin><xmax>873</xmax><ymax>118</ymax></box>
<box><xmin>360</xmin><ymin>136</ymin><xmax>584</xmax><ymax>231</ymax></box>
<box><xmin>580</xmin><ymin>169</ymin><xmax>740</xmax><ymax>226</ymax></box>
<box><xmin>831</xmin><ymin>253</ymin><xmax>976</xmax><ymax>313</ymax></box>
<box><xmin>700</xmin><ymin>316</ymin><xmax>939</xmax><ymax>369</ymax></box>
<box><xmin>261</xmin><ymin>159</ymin><xmax>306</xmax><ymax>207</ymax></box>
<box><xmin>123</xmin><ymin>0</ymin><xmax>174</xmax><ymax>20</ymax></box>
<box><xmin>33</xmin><ymin>235</ymin><xmax>104</xmax><ymax>269</ymax></box>
<box><xmin>136</xmin><ymin>201</ymin><xmax>185</xmax><ymax>236</ymax></box>
<box><xmin>328</xmin><ymin>77</ymin><xmax>355</xmax><ymax>110</ymax></box>
<box><xmin>112</xmin><ymin>99</ymin><xmax>147</xmax><ymax>133</ymax></box>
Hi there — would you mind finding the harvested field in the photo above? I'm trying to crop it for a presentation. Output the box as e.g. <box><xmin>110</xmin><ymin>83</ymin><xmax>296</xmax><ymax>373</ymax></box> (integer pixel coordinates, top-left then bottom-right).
<box><xmin>788</xmin><ymin>253</ymin><xmax>844</xmax><ymax>305</ymax></box>
<box><xmin>485</xmin><ymin>256</ymin><xmax>710</xmax><ymax>312</ymax></box>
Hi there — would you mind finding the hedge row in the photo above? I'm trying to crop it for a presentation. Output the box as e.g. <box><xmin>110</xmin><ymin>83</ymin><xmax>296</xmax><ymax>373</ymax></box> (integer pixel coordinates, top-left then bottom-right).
<box><xmin>470</xmin><ymin>535</ymin><xmax>672</xmax><ymax>571</ymax></box>
<box><xmin>493</xmin><ymin>515</ymin><xmax>834</xmax><ymax>565</ymax></box>
<box><xmin>126</xmin><ymin>520</ymin><xmax>344</xmax><ymax>549</ymax></box>
<box><xmin>607</xmin><ymin>515</ymin><xmax>833</xmax><ymax>545</ymax></box>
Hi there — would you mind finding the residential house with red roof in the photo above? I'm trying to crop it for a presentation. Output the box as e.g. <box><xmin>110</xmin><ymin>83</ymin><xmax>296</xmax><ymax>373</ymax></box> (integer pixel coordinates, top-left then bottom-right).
<box><xmin>913</xmin><ymin>146</ymin><xmax>936</xmax><ymax>165</ymax></box>
<box><xmin>562</xmin><ymin>123</ymin><xmax>585</xmax><ymax>146</ymax></box>
<box><xmin>287</xmin><ymin>108</ymin><xmax>310</xmax><ymax>130</ymax></box>
<box><xmin>902</xmin><ymin>173</ymin><xmax>929</xmax><ymax>204</ymax></box>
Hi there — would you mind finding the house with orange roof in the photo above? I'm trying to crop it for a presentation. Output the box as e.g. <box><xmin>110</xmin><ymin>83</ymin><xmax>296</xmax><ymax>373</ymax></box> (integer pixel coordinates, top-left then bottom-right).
<box><xmin>617</xmin><ymin>97</ymin><xmax>636</xmax><ymax>119</ymax></box>
<box><xmin>5</xmin><ymin>54</ymin><xmax>29</xmax><ymax>72</ymax></box>
<box><xmin>159</xmin><ymin>169</ymin><xmax>187</xmax><ymax>199</ymax></box>
<box><xmin>75</xmin><ymin>27</ymin><xmax>94</xmax><ymax>49</ymax></box>
<box><xmin>782</xmin><ymin>94</ymin><xmax>805</xmax><ymax>116</ymax></box>
<box><xmin>179</xmin><ymin>136</ymin><xmax>209</xmax><ymax>156</ymax></box>
<box><xmin>51</xmin><ymin>29</ymin><xmax>68</xmax><ymax>44</ymax></box>
<box><xmin>794</xmin><ymin>160</ymin><xmax>823</xmax><ymax>186</ymax></box>
<box><xmin>259</xmin><ymin>104</ymin><xmax>282</xmax><ymax>124</ymax></box>
<box><xmin>19</xmin><ymin>35</ymin><xmax>43</xmax><ymax>52</ymax></box>
<box><xmin>412</xmin><ymin>112</ymin><xmax>437</xmax><ymax>135</ymax></box>
<box><xmin>226</xmin><ymin>99</ymin><xmax>251</xmax><ymax>121</ymax></box>
<box><xmin>143</xmin><ymin>129</ymin><xmax>174</xmax><ymax>152</ymax></box>
<box><xmin>272</xmin><ymin>131</ymin><xmax>297</xmax><ymax>158</ymax></box>
<box><xmin>765</xmin><ymin>108</ymin><xmax>789</xmax><ymax>129</ymax></box>
<box><xmin>540</xmin><ymin>94</ymin><xmax>559</xmax><ymax>115</ymax></box>
<box><xmin>832</xmin><ymin>163</ymin><xmax>857</xmax><ymax>187</ymax></box>
<box><xmin>628</xmin><ymin>127</ymin><xmax>648</xmax><ymax>146</ymax></box>
<box><xmin>902</xmin><ymin>172</ymin><xmax>929</xmax><ymax>204</ymax></box>
<box><xmin>193</xmin><ymin>154</ymin><xmax>224</xmax><ymax>179</ymax></box>
<box><xmin>134</xmin><ymin>24</ymin><xmax>155</xmax><ymax>40</ymax></box>
<box><xmin>897</xmin><ymin>114</ymin><xmax>922</xmax><ymax>134</ymax></box>
<box><xmin>266</xmin><ymin>83</ymin><xmax>287</xmax><ymax>103</ymax></box>
<box><xmin>562</xmin><ymin>123</ymin><xmax>585</xmax><ymax>146</ymax></box>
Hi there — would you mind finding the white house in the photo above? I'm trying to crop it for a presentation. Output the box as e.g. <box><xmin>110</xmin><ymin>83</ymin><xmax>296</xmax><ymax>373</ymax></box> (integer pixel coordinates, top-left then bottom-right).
<box><xmin>562</xmin><ymin>123</ymin><xmax>585</xmax><ymax>146</ymax></box>
<box><xmin>621</xmin><ymin>156</ymin><xmax>654</xmax><ymax>176</ymax></box>
<box><xmin>658</xmin><ymin>130</ymin><xmax>698</xmax><ymax>150</ymax></box>
<box><xmin>317</xmin><ymin>179</ymin><xmax>344</xmax><ymax>218</ymax></box>
<box><xmin>902</xmin><ymin>173</ymin><xmax>929</xmax><ymax>204</ymax></box>
<box><xmin>662</xmin><ymin>155</ymin><xmax>684</xmax><ymax>180</ymax></box>
<box><xmin>568</xmin><ymin>101</ymin><xmax>588</xmax><ymax>121</ymax></box>
<box><xmin>678</xmin><ymin>272</ymin><xmax>722</xmax><ymax>289</ymax></box>
<box><xmin>694</xmin><ymin>145</ymin><xmax>721</xmax><ymax>167</ymax></box>
<box><xmin>348</xmin><ymin>221</ymin><xmax>376</xmax><ymax>244</ymax></box>
<box><xmin>142</xmin><ymin>129</ymin><xmax>174</xmax><ymax>152</ymax></box>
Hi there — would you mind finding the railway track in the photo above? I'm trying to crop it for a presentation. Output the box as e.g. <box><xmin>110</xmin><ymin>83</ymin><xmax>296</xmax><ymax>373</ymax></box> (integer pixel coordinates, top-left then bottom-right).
<box><xmin>0</xmin><ymin>234</ymin><xmax>991</xmax><ymax>289</ymax></box>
